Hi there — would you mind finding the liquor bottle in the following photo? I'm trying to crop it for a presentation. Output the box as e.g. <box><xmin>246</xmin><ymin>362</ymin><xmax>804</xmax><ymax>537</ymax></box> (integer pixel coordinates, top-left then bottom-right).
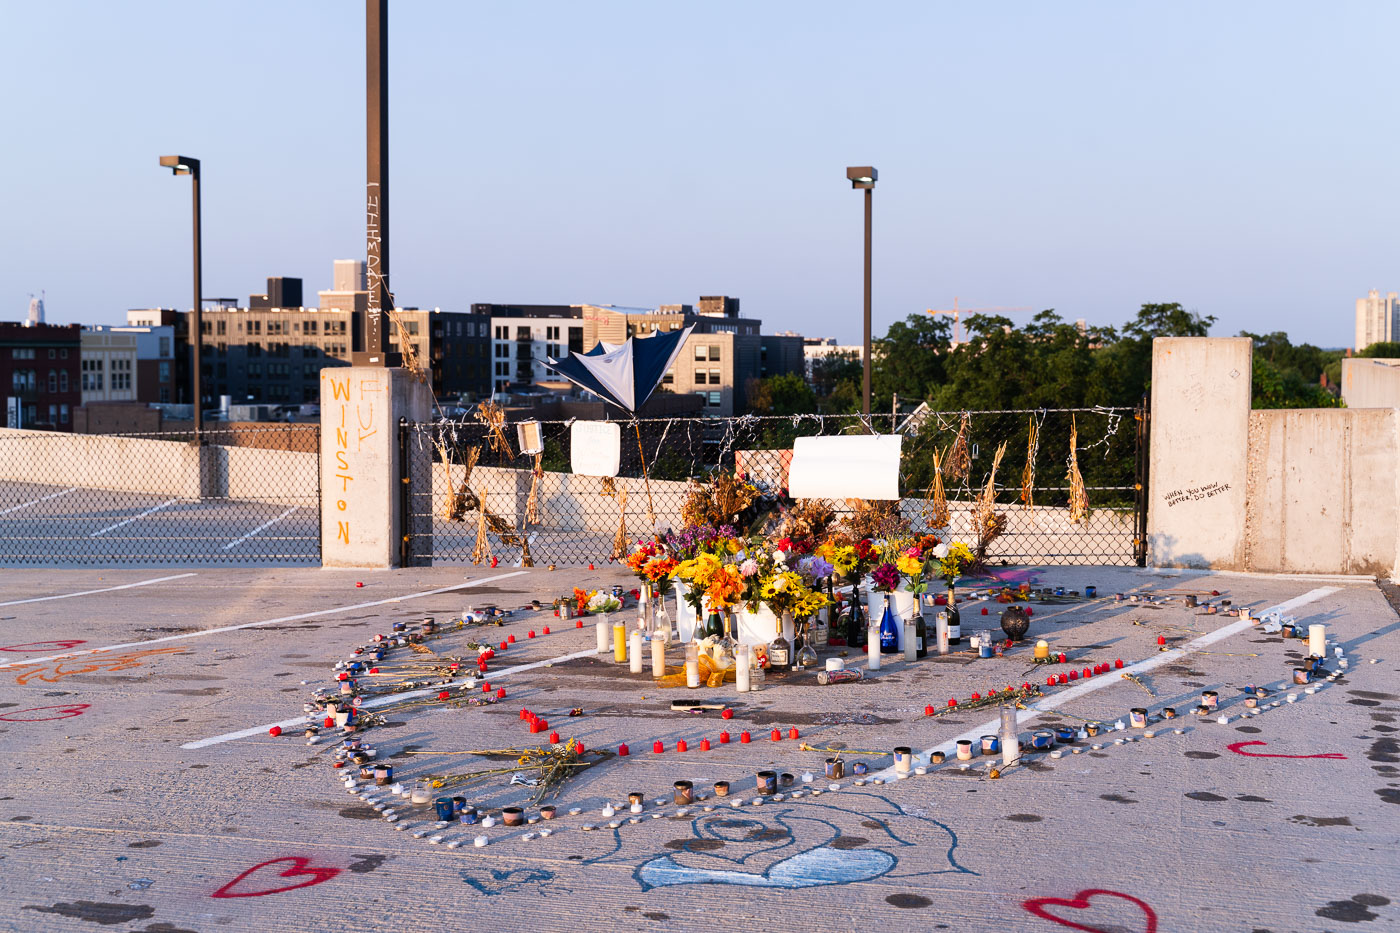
<box><xmin>768</xmin><ymin>630</ymin><xmax>791</xmax><ymax>670</ymax></box>
<box><xmin>879</xmin><ymin>598</ymin><xmax>900</xmax><ymax>654</ymax></box>
<box><xmin>704</xmin><ymin>611</ymin><xmax>725</xmax><ymax>641</ymax></box>
<box><xmin>946</xmin><ymin>586</ymin><xmax>962</xmax><ymax>646</ymax></box>
<box><xmin>847</xmin><ymin>589</ymin><xmax>867</xmax><ymax>649</ymax></box>
<box><xmin>915</xmin><ymin>606</ymin><xmax>929</xmax><ymax>659</ymax></box>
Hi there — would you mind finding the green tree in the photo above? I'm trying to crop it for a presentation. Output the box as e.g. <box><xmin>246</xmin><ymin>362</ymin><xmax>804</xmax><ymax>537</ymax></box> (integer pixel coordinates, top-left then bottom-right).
<box><xmin>1358</xmin><ymin>341</ymin><xmax>1400</xmax><ymax>358</ymax></box>
<box><xmin>747</xmin><ymin>372</ymin><xmax>817</xmax><ymax>415</ymax></box>
<box><xmin>871</xmin><ymin>313</ymin><xmax>952</xmax><ymax>408</ymax></box>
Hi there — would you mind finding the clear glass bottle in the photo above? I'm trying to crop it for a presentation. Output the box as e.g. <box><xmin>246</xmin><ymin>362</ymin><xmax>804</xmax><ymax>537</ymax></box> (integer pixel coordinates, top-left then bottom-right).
<box><xmin>795</xmin><ymin>620</ymin><xmax>819</xmax><ymax>670</ymax></box>
<box><xmin>656</xmin><ymin>599</ymin><xmax>675</xmax><ymax>645</ymax></box>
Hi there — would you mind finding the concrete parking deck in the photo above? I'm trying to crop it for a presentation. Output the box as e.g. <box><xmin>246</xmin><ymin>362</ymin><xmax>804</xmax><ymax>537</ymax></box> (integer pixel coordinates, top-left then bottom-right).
<box><xmin>0</xmin><ymin>565</ymin><xmax>1396</xmax><ymax>932</ymax></box>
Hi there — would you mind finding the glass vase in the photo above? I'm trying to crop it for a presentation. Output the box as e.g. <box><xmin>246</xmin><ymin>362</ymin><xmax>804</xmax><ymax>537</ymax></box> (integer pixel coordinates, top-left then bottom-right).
<box><xmin>795</xmin><ymin>619</ymin><xmax>819</xmax><ymax>669</ymax></box>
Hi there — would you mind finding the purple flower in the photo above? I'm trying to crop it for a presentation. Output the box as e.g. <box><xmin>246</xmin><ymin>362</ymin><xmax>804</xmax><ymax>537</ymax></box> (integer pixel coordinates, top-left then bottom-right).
<box><xmin>871</xmin><ymin>562</ymin><xmax>900</xmax><ymax>592</ymax></box>
<box><xmin>809</xmin><ymin>557</ymin><xmax>834</xmax><ymax>581</ymax></box>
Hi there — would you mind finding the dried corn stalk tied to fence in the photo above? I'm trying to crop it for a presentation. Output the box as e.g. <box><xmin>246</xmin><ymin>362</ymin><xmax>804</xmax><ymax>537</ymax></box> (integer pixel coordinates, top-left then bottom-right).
<box><xmin>1067</xmin><ymin>415</ymin><xmax>1089</xmax><ymax>524</ymax></box>
<box><xmin>445</xmin><ymin>447</ymin><xmax>482</xmax><ymax>522</ymax></box>
<box><xmin>526</xmin><ymin>453</ymin><xmax>544</xmax><ymax>526</ymax></box>
<box><xmin>471</xmin><ymin>485</ymin><xmax>493</xmax><ymax>565</ymax></box>
<box><xmin>946</xmin><ymin>413</ymin><xmax>972</xmax><ymax>483</ymax></box>
<box><xmin>972</xmin><ymin>441</ymin><xmax>1008</xmax><ymax>559</ymax></box>
<box><xmin>1021</xmin><ymin>415</ymin><xmax>1040</xmax><ymax>512</ymax></box>
<box><xmin>610</xmin><ymin>485</ymin><xmax>629</xmax><ymax>561</ymax></box>
<box><xmin>924</xmin><ymin>446</ymin><xmax>951</xmax><ymax>529</ymax></box>
<box><xmin>474</xmin><ymin>401</ymin><xmax>513</xmax><ymax>459</ymax></box>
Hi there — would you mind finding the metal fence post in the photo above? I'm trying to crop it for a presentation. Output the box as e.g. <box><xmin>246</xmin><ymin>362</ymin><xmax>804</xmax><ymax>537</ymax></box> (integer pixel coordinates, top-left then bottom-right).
<box><xmin>398</xmin><ymin>416</ymin><xmax>411</xmax><ymax>567</ymax></box>
<box><xmin>1134</xmin><ymin>393</ymin><xmax>1150</xmax><ymax>567</ymax></box>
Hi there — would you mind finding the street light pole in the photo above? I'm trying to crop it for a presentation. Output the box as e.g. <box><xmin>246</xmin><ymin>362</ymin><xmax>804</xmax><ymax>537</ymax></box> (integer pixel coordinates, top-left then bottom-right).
<box><xmin>160</xmin><ymin>155</ymin><xmax>203</xmax><ymax>444</ymax></box>
<box><xmin>356</xmin><ymin>0</ymin><xmax>392</xmax><ymax>366</ymax></box>
<box><xmin>846</xmin><ymin>166</ymin><xmax>877</xmax><ymax>418</ymax></box>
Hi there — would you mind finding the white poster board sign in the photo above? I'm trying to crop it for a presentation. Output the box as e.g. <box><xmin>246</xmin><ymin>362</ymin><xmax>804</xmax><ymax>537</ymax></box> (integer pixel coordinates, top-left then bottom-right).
<box><xmin>570</xmin><ymin>421</ymin><xmax>622</xmax><ymax>477</ymax></box>
<box><xmin>788</xmin><ymin>434</ymin><xmax>902</xmax><ymax>500</ymax></box>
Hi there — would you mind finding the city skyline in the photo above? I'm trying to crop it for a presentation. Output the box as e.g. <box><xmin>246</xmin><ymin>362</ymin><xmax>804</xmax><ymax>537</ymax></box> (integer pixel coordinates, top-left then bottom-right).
<box><xmin>5</xmin><ymin>1</ymin><xmax>1399</xmax><ymax>348</ymax></box>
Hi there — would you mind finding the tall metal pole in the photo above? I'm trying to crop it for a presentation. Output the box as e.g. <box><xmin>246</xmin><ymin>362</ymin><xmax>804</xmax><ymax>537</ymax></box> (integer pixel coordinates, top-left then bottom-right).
<box><xmin>190</xmin><ymin>162</ymin><xmax>204</xmax><ymax>443</ymax></box>
<box><xmin>359</xmin><ymin>0</ymin><xmax>390</xmax><ymax>366</ymax></box>
<box><xmin>862</xmin><ymin>185</ymin><xmax>872</xmax><ymax>417</ymax></box>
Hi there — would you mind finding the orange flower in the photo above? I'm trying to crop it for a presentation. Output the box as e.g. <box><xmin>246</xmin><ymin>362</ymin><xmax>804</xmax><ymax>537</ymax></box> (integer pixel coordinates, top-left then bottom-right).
<box><xmin>704</xmin><ymin>564</ymin><xmax>744</xmax><ymax>609</ymax></box>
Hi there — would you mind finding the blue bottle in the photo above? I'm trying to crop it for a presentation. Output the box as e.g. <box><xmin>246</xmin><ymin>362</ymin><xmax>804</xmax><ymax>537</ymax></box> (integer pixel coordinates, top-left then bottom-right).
<box><xmin>879</xmin><ymin>599</ymin><xmax>900</xmax><ymax>654</ymax></box>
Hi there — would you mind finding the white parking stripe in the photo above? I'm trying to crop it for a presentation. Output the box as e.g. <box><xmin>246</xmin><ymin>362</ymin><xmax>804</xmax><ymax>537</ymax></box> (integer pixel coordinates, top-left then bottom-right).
<box><xmin>223</xmin><ymin>506</ymin><xmax>299</xmax><ymax>550</ymax></box>
<box><xmin>0</xmin><ymin>573</ymin><xmax>198</xmax><ymax>607</ymax></box>
<box><xmin>181</xmin><ymin>645</ymin><xmax>600</xmax><ymax>749</ymax></box>
<box><xmin>89</xmin><ymin>498</ymin><xmax>179</xmax><ymax>536</ymax></box>
<box><xmin>0</xmin><ymin>487</ymin><xmax>76</xmax><ymax>515</ymax></box>
<box><xmin>0</xmin><ymin>570</ymin><xmax>529</xmax><ymax>670</ymax></box>
<box><xmin>866</xmin><ymin>585</ymin><xmax>1340</xmax><ymax>782</ymax></box>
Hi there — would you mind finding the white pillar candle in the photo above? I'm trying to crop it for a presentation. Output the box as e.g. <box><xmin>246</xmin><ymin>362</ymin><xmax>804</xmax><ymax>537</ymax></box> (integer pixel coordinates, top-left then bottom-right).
<box><xmin>903</xmin><ymin>621</ymin><xmax>916</xmax><ymax>662</ymax></box>
<box><xmin>735</xmin><ymin>644</ymin><xmax>751</xmax><ymax>692</ymax></box>
<box><xmin>936</xmin><ymin>612</ymin><xmax>949</xmax><ymax>655</ymax></box>
<box><xmin>596</xmin><ymin>621</ymin><xmax>609</xmax><ymax>654</ymax></box>
<box><xmin>651</xmin><ymin>637</ymin><xmax>666</xmax><ymax>678</ymax></box>
<box><xmin>685</xmin><ymin>643</ymin><xmax>700</xmax><ymax>688</ymax></box>
<box><xmin>629</xmin><ymin>630</ymin><xmax>643</xmax><ymax>674</ymax></box>
<box><xmin>867</xmin><ymin>622</ymin><xmax>881</xmax><ymax>671</ymax></box>
<box><xmin>1308</xmin><ymin>624</ymin><xmax>1326</xmax><ymax>657</ymax></box>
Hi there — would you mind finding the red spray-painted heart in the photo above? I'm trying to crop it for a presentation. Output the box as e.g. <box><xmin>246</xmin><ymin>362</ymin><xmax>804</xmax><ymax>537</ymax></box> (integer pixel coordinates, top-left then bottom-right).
<box><xmin>0</xmin><ymin>640</ymin><xmax>86</xmax><ymax>652</ymax></box>
<box><xmin>211</xmin><ymin>857</ymin><xmax>341</xmax><ymax>898</ymax></box>
<box><xmin>1023</xmin><ymin>888</ymin><xmax>1158</xmax><ymax>933</ymax></box>
<box><xmin>0</xmin><ymin>703</ymin><xmax>90</xmax><ymax>722</ymax></box>
<box><xmin>1227</xmin><ymin>740</ymin><xmax>1346</xmax><ymax>760</ymax></box>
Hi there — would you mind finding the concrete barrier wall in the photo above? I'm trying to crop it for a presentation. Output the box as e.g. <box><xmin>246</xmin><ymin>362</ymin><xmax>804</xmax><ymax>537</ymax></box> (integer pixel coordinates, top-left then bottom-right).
<box><xmin>1147</xmin><ymin>337</ymin><xmax>1253</xmax><ymax>568</ymax></box>
<box><xmin>1149</xmin><ymin>339</ymin><xmax>1400</xmax><ymax>577</ymax></box>
<box><xmin>1341</xmin><ymin>358</ymin><xmax>1400</xmax><ymax>409</ymax></box>
<box><xmin>1244</xmin><ymin>408</ymin><xmax>1400</xmax><ymax>577</ymax></box>
<box><xmin>0</xmin><ymin>427</ymin><xmax>316</xmax><ymax>504</ymax></box>
<box><xmin>0</xmin><ymin>428</ymin><xmax>205</xmax><ymax>498</ymax></box>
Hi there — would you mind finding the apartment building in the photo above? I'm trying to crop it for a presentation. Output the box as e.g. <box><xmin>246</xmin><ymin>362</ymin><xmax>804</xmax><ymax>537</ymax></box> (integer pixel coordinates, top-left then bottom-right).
<box><xmin>79</xmin><ymin>327</ymin><xmax>139</xmax><ymax>404</ymax></box>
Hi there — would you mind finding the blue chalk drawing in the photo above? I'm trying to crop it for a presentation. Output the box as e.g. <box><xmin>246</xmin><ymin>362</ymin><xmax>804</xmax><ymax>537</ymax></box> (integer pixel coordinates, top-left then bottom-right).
<box><xmin>459</xmin><ymin>866</ymin><xmax>555</xmax><ymax>895</ymax></box>
<box><xmin>583</xmin><ymin>789</ymin><xmax>974</xmax><ymax>891</ymax></box>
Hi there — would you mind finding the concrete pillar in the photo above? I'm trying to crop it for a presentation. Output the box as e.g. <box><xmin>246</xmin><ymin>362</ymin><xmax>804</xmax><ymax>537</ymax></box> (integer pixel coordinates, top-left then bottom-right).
<box><xmin>1147</xmin><ymin>337</ymin><xmax>1253</xmax><ymax>569</ymax></box>
<box><xmin>320</xmin><ymin>367</ymin><xmax>432</xmax><ymax>568</ymax></box>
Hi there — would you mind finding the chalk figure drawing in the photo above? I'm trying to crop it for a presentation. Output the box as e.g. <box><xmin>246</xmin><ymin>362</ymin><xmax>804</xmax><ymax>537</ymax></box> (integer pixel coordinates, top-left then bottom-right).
<box><xmin>575</xmin><ymin>790</ymin><xmax>972</xmax><ymax>891</ymax></box>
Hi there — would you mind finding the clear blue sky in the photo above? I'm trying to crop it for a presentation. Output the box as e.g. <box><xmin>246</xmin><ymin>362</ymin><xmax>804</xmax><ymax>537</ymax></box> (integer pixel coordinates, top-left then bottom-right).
<box><xmin>3</xmin><ymin>1</ymin><xmax>1396</xmax><ymax>347</ymax></box>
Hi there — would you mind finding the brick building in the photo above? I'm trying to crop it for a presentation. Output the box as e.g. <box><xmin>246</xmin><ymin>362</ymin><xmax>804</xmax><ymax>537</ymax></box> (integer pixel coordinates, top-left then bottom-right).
<box><xmin>1</xmin><ymin>322</ymin><xmax>81</xmax><ymax>430</ymax></box>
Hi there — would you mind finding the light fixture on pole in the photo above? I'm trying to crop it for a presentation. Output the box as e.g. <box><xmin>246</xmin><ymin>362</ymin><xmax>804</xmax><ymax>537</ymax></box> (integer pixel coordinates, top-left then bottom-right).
<box><xmin>159</xmin><ymin>154</ymin><xmax>203</xmax><ymax>444</ymax></box>
<box><xmin>846</xmin><ymin>166</ymin><xmax>877</xmax><ymax>418</ymax></box>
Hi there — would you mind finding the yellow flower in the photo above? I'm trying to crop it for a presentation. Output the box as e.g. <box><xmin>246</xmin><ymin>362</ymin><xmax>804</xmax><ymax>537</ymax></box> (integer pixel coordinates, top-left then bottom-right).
<box><xmin>896</xmin><ymin>554</ymin><xmax>922</xmax><ymax>576</ymax></box>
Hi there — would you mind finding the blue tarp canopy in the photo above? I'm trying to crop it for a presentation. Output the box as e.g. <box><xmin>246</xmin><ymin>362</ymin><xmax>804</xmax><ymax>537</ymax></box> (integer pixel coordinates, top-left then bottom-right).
<box><xmin>543</xmin><ymin>325</ymin><xmax>695</xmax><ymax>412</ymax></box>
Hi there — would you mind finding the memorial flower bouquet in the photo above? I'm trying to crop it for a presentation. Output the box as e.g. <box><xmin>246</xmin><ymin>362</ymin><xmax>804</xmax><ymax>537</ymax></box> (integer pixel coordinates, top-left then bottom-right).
<box><xmin>932</xmin><ymin>540</ymin><xmax>975</xmax><ymax>586</ymax></box>
<box><xmin>626</xmin><ymin>538</ymin><xmax>678</xmax><ymax>596</ymax></box>
<box><xmin>586</xmin><ymin>590</ymin><xmax>621</xmax><ymax>615</ymax></box>
<box><xmin>870</xmin><ymin>561</ymin><xmax>902</xmax><ymax>594</ymax></box>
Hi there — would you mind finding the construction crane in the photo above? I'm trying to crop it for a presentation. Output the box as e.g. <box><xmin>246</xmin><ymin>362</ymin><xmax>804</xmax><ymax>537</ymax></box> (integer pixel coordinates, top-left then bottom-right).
<box><xmin>927</xmin><ymin>297</ymin><xmax>1034</xmax><ymax>344</ymax></box>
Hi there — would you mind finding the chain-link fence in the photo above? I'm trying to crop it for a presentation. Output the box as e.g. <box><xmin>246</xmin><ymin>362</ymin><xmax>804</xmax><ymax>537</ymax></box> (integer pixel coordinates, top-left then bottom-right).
<box><xmin>403</xmin><ymin>406</ymin><xmax>1145</xmax><ymax>568</ymax></box>
<box><xmin>0</xmin><ymin>425</ymin><xmax>321</xmax><ymax>566</ymax></box>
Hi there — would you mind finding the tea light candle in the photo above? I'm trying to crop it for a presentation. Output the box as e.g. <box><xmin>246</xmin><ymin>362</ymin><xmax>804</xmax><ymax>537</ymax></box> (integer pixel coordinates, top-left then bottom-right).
<box><xmin>629</xmin><ymin>630</ymin><xmax>643</xmax><ymax>673</ymax></box>
<box><xmin>596</xmin><ymin>621</ymin><xmax>609</xmax><ymax>654</ymax></box>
